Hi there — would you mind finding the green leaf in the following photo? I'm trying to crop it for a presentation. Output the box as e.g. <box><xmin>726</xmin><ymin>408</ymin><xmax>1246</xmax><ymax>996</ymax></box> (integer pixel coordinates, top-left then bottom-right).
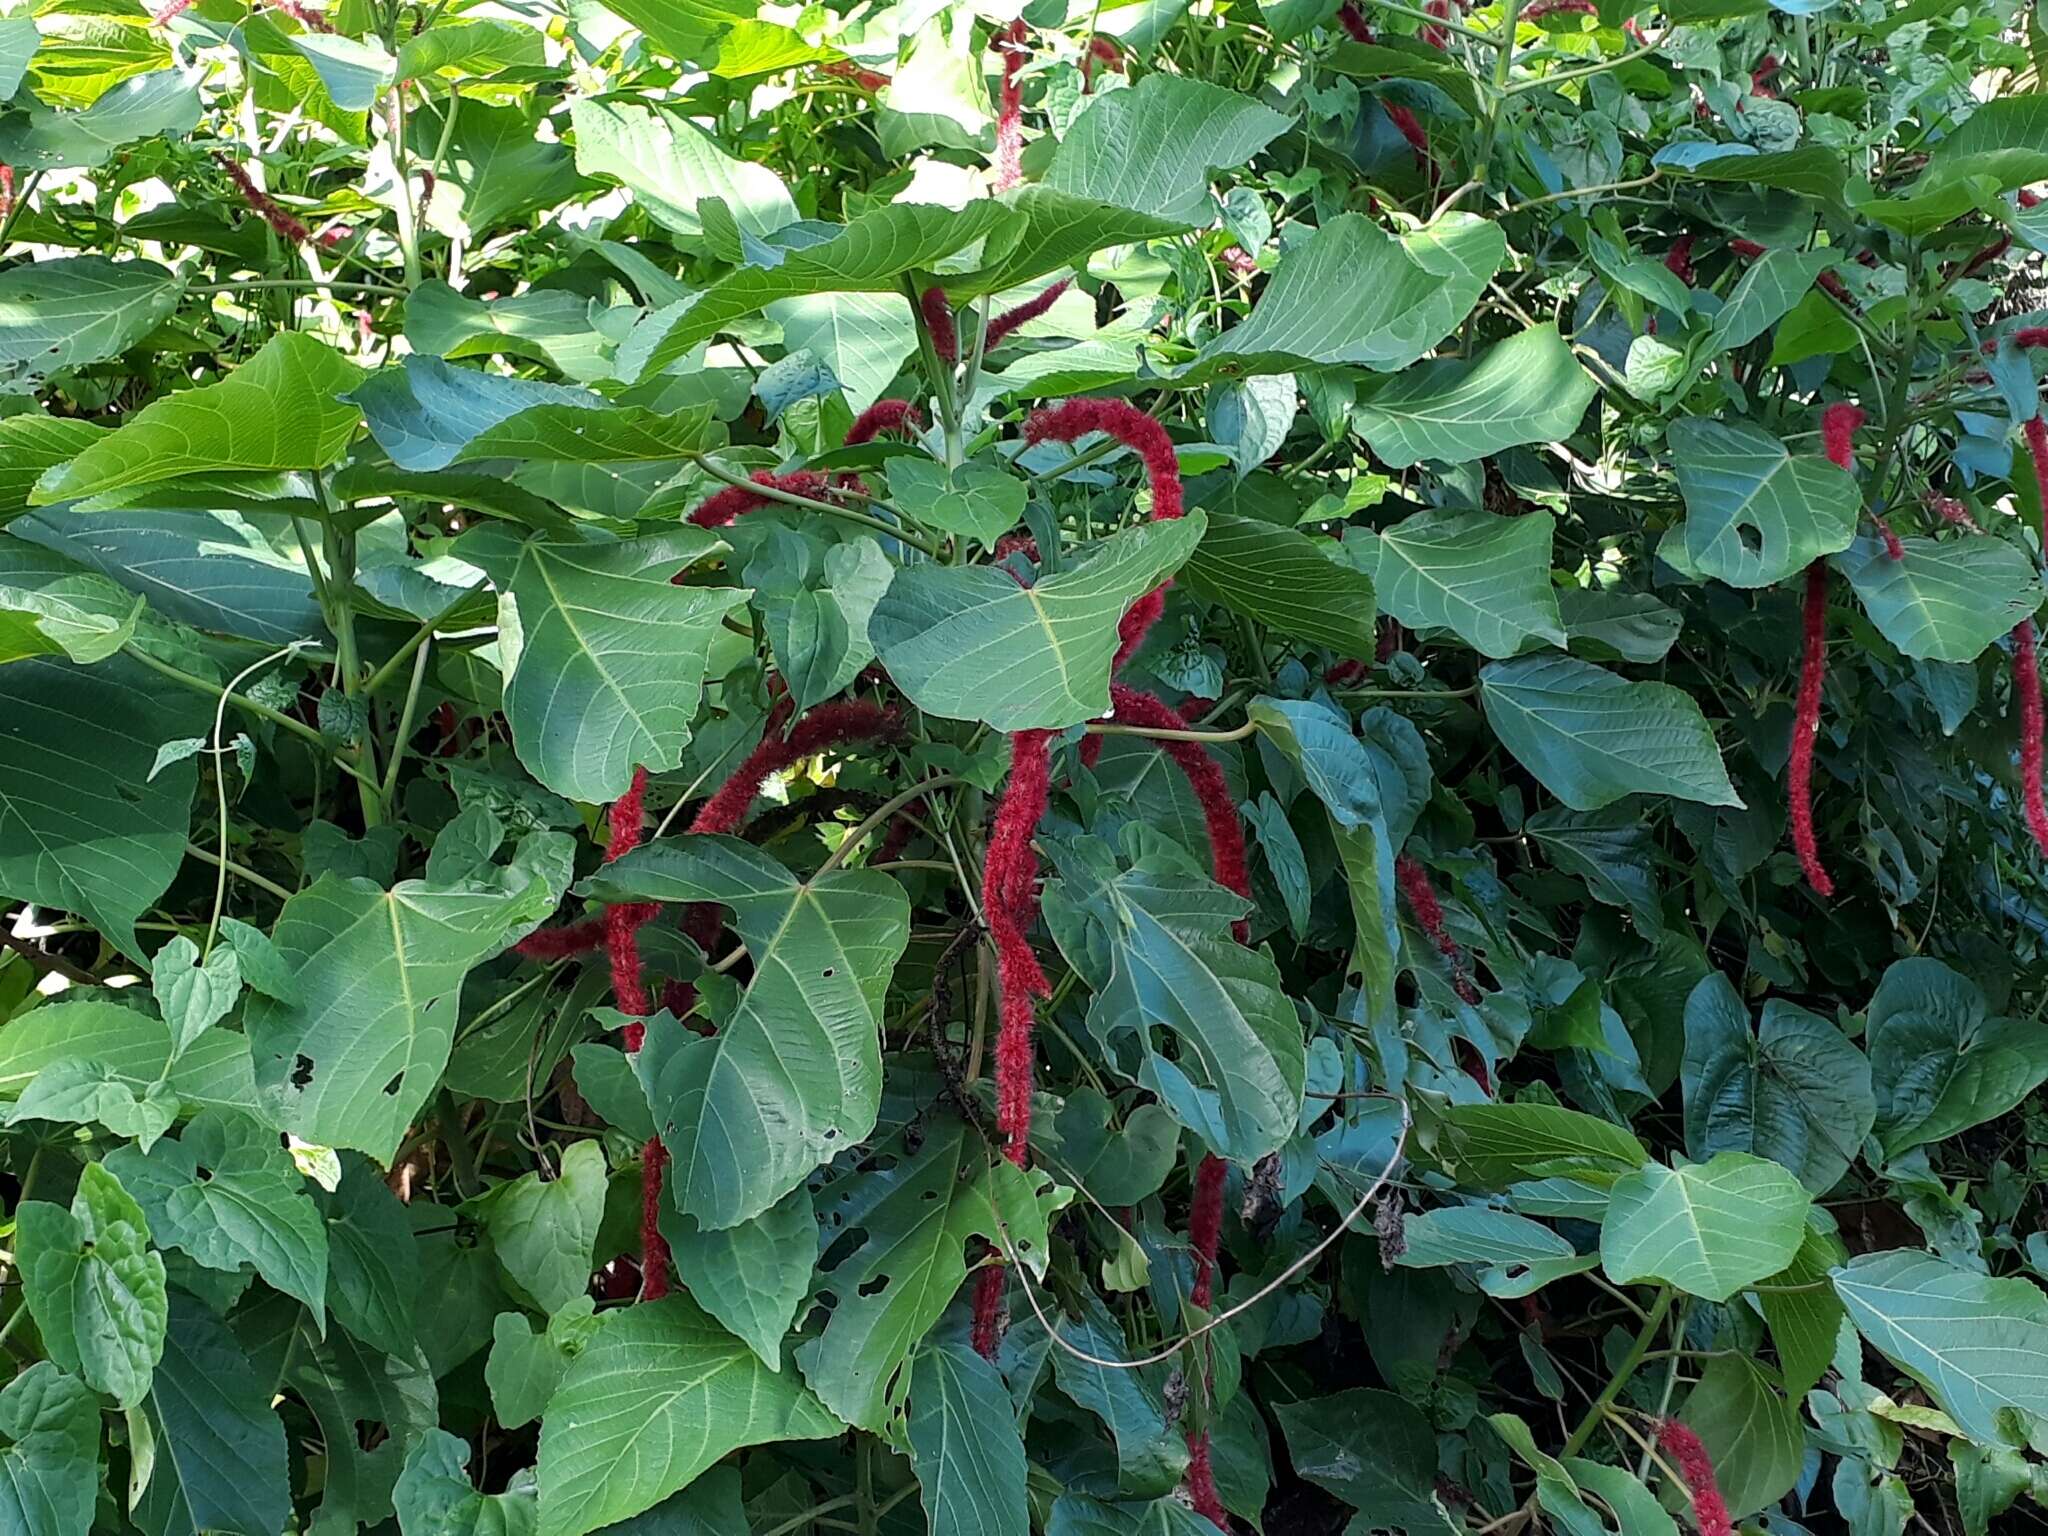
<box><xmin>569</xmin><ymin>97</ymin><xmax>797</xmax><ymax>240</ymax></box>
<box><xmin>404</xmin><ymin>282</ymin><xmax>613</xmax><ymax>383</ymax></box>
<box><xmin>536</xmin><ymin>1294</ymin><xmax>840</xmax><ymax>1536</ymax></box>
<box><xmin>0</xmin><ymin>1363</ymin><xmax>100</xmax><ymax>1536</ymax></box>
<box><xmin>871</xmin><ymin>512</ymin><xmax>1206</xmax><ymax>730</ymax></box>
<box><xmin>149</xmin><ymin>936</ymin><xmax>242</xmax><ymax>1058</ymax></box>
<box><xmin>1435</xmin><ymin>1102</ymin><xmax>1649</xmax><ymax>1189</ymax></box>
<box><xmin>1759</xmin><ymin>1211</ymin><xmax>1848</xmax><ymax>1397</ymax></box>
<box><xmin>795</xmin><ymin>1121</ymin><xmax>1061</xmax><ymax>1430</ymax></box>
<box><xmin>0</xmin><ymin>998</ymin><xmax>257</xmax><ymax>1117</ymax></box>
<box><xmin>104</xmin><ymin>1108</ymin><xmax>329</xmax><ymax>1317</ymax></box>
<box><xmin>883</xmin><ymin>457</ymin><xmax>1028</xmax><ymax>548</ymax></box>
<box><xmin>0</xmin><ymin>541</ymin><xmax>146</xmax><ymax>665</ymax></box>
<box><xmin>750</xmin><ymin>533</ymin><xmax>893</xmax><ymax>712</ymax></box>
<box><xmin>1681</xmin><ymin>973</ymin><xmax>1873</xmax><ymax>1193</ymax></box>
<box><xmin>287</xmin><ymin>32</ymin><xmax>394</xmax><ymax>112</ymax></box>
<box><xmin>319</xmin><ymin>1155</ymin><xmax>420</xmax><ymax>1358</ymax></box>
<box><xmin>1182</xmin><ymin>213</ymin><xmax>1504</xmax><ymax>381</ymax></box>
<box><xmin>0</xmin><ymin>418</ymin><xmax>106</xmax><ymax>523</ymax></box>
<box><xmin>945</xmin><ymin>186</ymin><xmax>1188</xmax><ymax>297</ymax></box>
<box><xmin>1557</xmin><ymin>587</ymin><xmax>1682</xmax><ymax>663</ymax></box>
<box><xmin>1832</xmin><ymin>533</ymin><xmax>2043</xmax><ymax>662</ymax></box>
<box><xmin>585</xmin><ymin>836</ymin><xmax>910</xmax><ymax>1230</ymax></box>
<box><xmin>1274</xmin><ymin>1389</ymin><xmax>1459</xmax><ymax>1535</ymax></box>
<box><xmin>1670</xmin><ymin>418</ymin><xmax>1862</xmax><ymax>589</ymax></box>
<box><xmin>1043</xmin><ymin>74</ymin><xmax>1292</xmax><ymax>222</ymax></box>
<box><xmin>904</xmin><ymin>1338</ymin><xmax>1030</xmax><ymax>1536</ymax></box>
<box><xmin>1679</xmin><ymin>1356</ymin><xmax>1804</xmax><ymax>1517</ymax></box>
<box><xmin>6</xmin><ymin>1060</ymin><xmax>180</xmax><ymax>1149</ymax></box>
<box><xmin>0</xmin><ymin>257</ymin><xmax>184</xmax><ymax>384</ymax></box>
<box><xmin>18</xmin><ymin>1163</ymin><xmax>168</xmax><ymax>1407</ymax></box>
<box><xmin>1045</xmin><ymin>1495</ymin><xmax>1234</xmax><ymax>1536</ymax></box>
<box><xmin>1523</xmin><ymin>804</ymin><xmax>1665</xmax><ymax>935</ymax></box>
<box><xmin>349</xmin><ymin>357</ymin><xmax>605</xmax><ymax>473</ymax></box>
<box><xmin>635</xmin><ymin>201</ymin><xmax>1018</xmax><ymax>376</ymax></box>
<box><xmin>395</xmin><ymin>1430</ymin><xmax>536</xmax><ymax>1536</ymax></box>
<box><xmin>1832</xmin><ymin>1250</ymin><xmax>2048</xmax><ymax>1447</ymax></box>
<box><xmin>0</xmin><ymin>70</ymin><xmax>201</xmax><ymax>171</ymax></box>
<box><xmin>1179</xmin><ymin>509</ymin><xmax>1378</xmax><ymax>657</ymax></box>
<box><xmin>1479</xmin><ymin>654</ymin><xmax>1742</xmax><ymax>811</ymax></box>
<box><xmin>488</xmin><ymin>531</ymin><xmax>748</xmax><ymax>804</ymax></box>
<box><xmin>0</xmin><ymin>656</ymin><xmax>211</xmax><ymax>960</ymax></box>
<box><xmin>1653</xmin><ymin>145</ymin><xmax>1846</xmax><ymax>200</ymax></box>
<box><xmin>409</xmin><ymin>99</ymin><xmax>588</xmax><ymax>241</ymax></box>
<box><xmin>1707</xmin><ymin>249</ymin><xmax>1835</xmax><ymax>351</ymax></box>
<box><xmin>1865</xmin><ymin>957</ymin><xmax>2048</xmax><ymax>1157</ymax></box>
<box><xmin>1363</xmin><ymin>508</ymin><xmax>1565</xmax><ymax>658</ymax></box>
<box><xmin>243</xmin><ymin>871</ymin><xmax>553</xmax><ymax>1162</ymax></box>
<box><xmin>33</xmin><ymin>334</ymin><xmax>366</xmax><ymax>505</ymax></box>
<box><xmin>1049</xmin><ymin>842</ymin><xmax>1305</xmax><ymax>1162</ymax></box>
<box><xmin>135</xmin><ymin>1290</ymin><xmax>291</xmax><ymax>1536</ymax></box>
<box><xmin>477</xmin><ymin>1140</ymin><xmax>608</xmax><ymax>1316</ymax></box>
<box><xmin>1394</xmin><ymin>1207</ymin><xmax>1594</xmax><ymax>1297</ymax></box>
<box><xmin>485</xmin><ymin>1300</ymin><xmax>604</xmax><ymax>1432</ymax></box>
<box><xmin>1049</xmin><ymin>1295</ymin><xmax>1189</xmax><ymax>1498</ymax></box>
<box><xmin>1052</xmin><ymin>1090</ymin><xmax>1180</xmax><ymax>1208</ymax></box>
<box><xmin>1352</xmin><ymin>325</ymin><xmax>1597</xmax><ymax>468</ymax></box>
<box><xmin>1599</xmin><ymin>1152</ymin><xmax>1810</xmax><ymax>1302</ymax></box>
<box><xmin>660</xmin><ymin>1186</ymin><xmax>814</xmax><ymax>1370</ymax></box>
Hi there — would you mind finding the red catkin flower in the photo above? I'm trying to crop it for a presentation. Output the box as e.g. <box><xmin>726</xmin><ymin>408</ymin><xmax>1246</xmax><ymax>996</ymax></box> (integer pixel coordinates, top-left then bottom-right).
<box><xmin>513</xmin><ymin>917</ymin><xmax>604</xmax><ymax>960</ymax></box>
<box><xmin>843</xmin><ymin>397</ymin><xmax>922</xmax><ymax>447</ymax></box>
<box><xmin>151</xmin><ymin>0</ymin><xmax>197</xmax><ymax>22</ymax></box>
<box><xmin>1728</xmin><ymin>237</ymin><xmax>1767</xmax><ymax>260</ymax></box>
<box><xmin>214</xmin><ymin>153</ymin><xmax>318</xmax><ymax>245</ymax></box>
<box><xmin>920</xmin><ymin>287</ymin><xmax>960</xmax><ymax>366</ymax></box>
<box><xmin>1337</xmin><ymin>1</ymin><xmax>1374</xmax><ymax>41</ymax></box>
<box><xmin>991</xmin><ymin>21</ymin><xmax>1030</xmax><ymax>193</ymax></box>
<box><xmin>1081</xmin><ymin>34</ymin><xmax>1122</xmax><ymax>91</ymax></box>
<box><xmin>1023</xmin><ymin>397</ymin><xmax>1183</xmax><ymax>521</ymax></box>
<box><xmin>268</xmin><ymin>0</ymin><xmax>336</xmax><ymax>32</ymax></box>
<box><xmin>1421</xmin><ymin>0</ymin><xmax>1451</xmax><ymax>47</ymax></box>
<box><xmin>819</xmin><ymin>59</ymin><xmax>892</xmax><ymax>92</ymax></box>
<box><xmin>2012</xmin><ymin>620</ymin><xmax>2048</xmax><ymax>861</ymax></box>
<box><xmin>985</xmin><ymin>279</ymin><xmax>1071</xmax><ymax>349</ymax></box>
<box><xmin>1871</xmin><ymin>516</ymin><xmax>1905</xmax><ymax>561</ymax></box>
<box><xmin>1749</xmin><ymin>52</ymin><xmax>1780</xmax><ymax>96</ymax></box>
<box><xmin>1657</xmin><ymin>1421</ymin><xmax>1734</xmax><ymax>1536</ymax></box>
<box><xmin>1383</xmin><ymin>102</ymin><xmax>1434</xmax><ymax>176</ymax></box>
<box><xmin>1521</xmin><ymin>0</ymin><xmax>1598</xmax><ymax>19</ymax></box>
<box><xmin>0</xmin><ymin>164</ymin><xmax>12</xmax><ymax>226</ymax></box>
<box><xmin>1822</xmin><ymin>401</ymin><xmax>1864</xmax><ymax>471</ymax></box>
<box><xmin>690</xmin><ymin>698</ymin><xmax>900</xmax><ymax>837</ymax></box>
<box><xmin>1395</xmin><ymin>854</ymin><xmax>1480</xmax><ymax>1004</ymax></box>
<box><xmin>1926</xmin><ymin>492</ymin><xmax>1982</xmax><ymax>534</ymax></box>
<box><xmin>1665</xmin><ymin>233</ymin><xmax>1695</xmax><ymax>286</ymax></box>
<box><xmin>1988</xmin><ymin>327</ymin><xmax>2048</xmax><ymax>354</ymax></box>
<box><xmin>1106</xmin><ymin>685</ymin><xmax>1250</xmax><ymax>936</ymax></box>
<box><xmin>1188</xmin><ymin>1153</ymin><xmax>1227</xmax><ymax>1308</ymax></box>
<box><xmin>1184</xmin><ymin>1434</ymin><xmax>1229</xmax><ymax>1527</ymax></box>
<box><xmin>1789</xmin><ymin>562</ymin><xmax>1834</xmax><ymax>899</ymax></box>
<box><xmin>1326</xmin><ymin>658</ymin><xmax>1369</xmax><ymax>688</ymax></box>
<box><xmin>2025</xmin><ymin>416</ymin><xmax>2048</xmax><ymax>551</ymax></box>
<box><xmin>984</xmin><ymin>727</ymin><xmax>1056</xmax><ymax>1172</ymax></box>
<box><xmin>604</xmin><ymin>768</ymin><xmax>657</xmax><ymax>1038</ymax></box>
<box><xmin>687</xmin><ymin>469</ymin><xmax>831</xmax><ymax>528</ymax></box>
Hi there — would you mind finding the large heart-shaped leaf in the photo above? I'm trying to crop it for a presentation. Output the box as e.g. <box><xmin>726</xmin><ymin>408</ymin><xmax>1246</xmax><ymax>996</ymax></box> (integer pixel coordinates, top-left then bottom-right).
<box><xmin>1179</xmin><ymin>509</ymin><xmax>1378</xmax><ymax>656</ymax></box>
<box><xmin>584</xmin><ymin>836</ymin><xmax>910</xmax><ymax>1230</ymax></box>
<box><xmin>1183</xmin><ymin>213</ymin><xmax>1504</xmax><ymax>382</ymax></box>
<box><xmin>1831</xmin><ymin>1250</ymin><xmax>2048</xmax><ymax>1446</ymax></box>
<box><xmin>33</xmin><ymin>333</ymin><xmax>365</xmax><ymax>504</ymax></box>
<box><xmin>905</xmin><ymin>1338</ymin><xmax>1030</xmax><ymax>1536</ymax></box>
<box><xmin>1600</xmin><ymin>1153</ymin><xmax>1810</xmax><ymax>1302</ymax></box>
<box><xmin>536</xmin><ymin>1295</ymin><xmax>840</xmax><ymax>1536</ymax></box>
<box><xmin>0</xmin><ymin>1364</ymin><xmax>100</xmax><ymax>1536</ymax></box>
<box><xmin>659</xmin><ymin>1186</ymin><xmax>814</xmax><ymax>1370</ymax></box>
<box><xmin>0</xmin><ymin>70</ymin><xmax>201</xmax><ymax>171</ymax></box>
<box><xmin>871</xmin><ymin>512</ymin><xmax>1205</xmax><ymax>730</ymax></box>
<box><xmin>482</xmin><ymin>530</ymin><xmax>746</xmax><ymax>804</ymax></box>
<box><xmin>1365</xmin><ymin>508</ymin><xmax>1565</xmax><ymax>658</ymax></box>
<box><xmin>243</xmin><ymin>872</ymin><xmax>553</xmax><ymax>1161</ymax></box>
<box><xmin>1043</xmin><ymin>74</ymin><xmax>1292</xmax><ymax>223</ymax></box>
<box><xmin>0</xmin><ymin>257</ymin><xmax>184</xmax><ymax>383</ymax></box>
<box><xmin>569</xmin><ymin>96</ymin><xmax>797</xmax><ymax>240</ymax></box>
<box><xmin>136</xmin><ymin>1289</ymin><xmax>292</xmax><ymax>1536</ymax></box>
<box><xmin>1670</xmin><ymin>417</ymin><xmax>1861</xmax><ymax>589</ymax></box>
<box><xmin>1832</xmin><ymin>533</ymin><xmax>2042</xmax><ymax>662</ymax></box>
<box><xmin>1480</xmin><ymin>654</ymin><xmax>1742</xmax><ymax>810</ymax></box>
<box><xmin>1352</xmin><ymin>325</ymin><xmax>1596</xmax><ymax>467</ymax></box>
<box><xmin>1865</xmin><ymin>956</ymin><xmax>2048</xmax><ymax>1157</ymax></box>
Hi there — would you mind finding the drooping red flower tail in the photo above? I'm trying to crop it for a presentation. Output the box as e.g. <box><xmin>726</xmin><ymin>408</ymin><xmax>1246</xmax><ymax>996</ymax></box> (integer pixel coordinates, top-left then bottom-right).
<box><xmin>985</xmin><ymin>279</ymin><xmax>1070</xmax><ymax>349</ymax></box>
<box><xmin>1657</xmin><ymin>1421</ymin><xmax>1735</xmax><ymax>1536</ymax></box>
<box><xmin>1188</xmin><ymin>1153</ymin><xmax>1227</xmax><ymax>1307</ymax></box>
<box><xmin>1749</xmin><ymin>52</ymin><xmax>1780</xmax><ymax>96</ymax></box>
<box><xmin>1326</xmin><ymin>658</ymin><xmax>1369</xmax><ymax>688</ymax></box>
<box><xmin>991</xmin><ymin>21</ymin><xmax>1030</xmax><ymax>192</ymax></box>
<box><xmin>819</xmin><ymin>59</ymin><xmax>892</xmax><ymax>92</ymax></box>
<box><xmin>151</xmin><ymin>0</ymin><xmax>196</xmax><ymax>22</ymax></box>
<box><xmin>513</xmin><ymin>917</ymin><xmax>605</xmax><ymax>960</ymax></box>
<box><xmin>1081</xmin><ymin>34</ymin><xmax>1122</xmax><ymax>90</ymax></box>
<box><xmin>1106</xmin><ymin>684</ymin><xmax>1249</xmax><ymax>937</ymax></box>
<box><xmin>269</xmin><ymin>0</ymin><xmax>336</xmax><ymax>32</ymax></box>
<box><xmin>1023</xmin><ymin>398</ymin><xmax>1183</xmax><ymax>520</ymax></box>
<box><xmin>1395</xmin><ymin>854</ymin><xmax>1480</xmax><ymax>1004</ymax></box>
<box><xmin>1728</xmin><ymin>237</ymin><xmax>1767</xmax><ymax>260</ymax></box>
<box><xmin>214</xmin><ymin>153</ymin><xmax>316</xmax><ymax>245</ymax></box>
<box><xmin>603</xmin><ymin>767</ymin><xmax>656</xmax><ymax>1045</ymax></box>
<box><xmin>1789</xmin><ymin>562</ymin><xmax>1834</xmax><ymax>899</ymax></box>
<box><xmin>1421</xmin><ymin>0</ymin><xmax>1450</xmax><ymax>47</ymax></box>
<box><xmin>687</xmin><ymin>469</ymin><xmax>831</xmax><ymax>528</ymax></box>
<box><xmin>2024</xmin><ymin>415</ymin><xmax>2048</xmax><ymax>551</ymax></box>
<box><xmin>1665</xmin><ymin>234</ymin><xmax>1695</xmax><ymax>286</ymax></box>
<box><xmin>1870</xmin><ymin>516</ymin><xmax>1904</xmax><ymax>561</ymax></box>
<box><xmin>920</xmin><ymin>287</ymin><xmax>960</xmax><ymax>366</ymax></box>
<box><xmin>986</xmin><ymin>729</ymin><xmax>1055</xmax><ymax>1165</ymax></box>
<box><xmin>639</xmin><ymin>1136</ymin><xmax>673</xmax><ymax>1300</ymax></box>
<box><xmin>843</xmin><ymin>398</ymin><xmax>922</xmax><ymax>447</ymax></box>
<box><xmin>2013</xmin><ymin>620</ymin><xmax>2048</xmax><ymax>861</ymax></box>
<box><xmin>1522</xmin><ymin>0</ymin><xmax>1598</xmax><ymax>18</ymax></box>
<box><xmin>0</xmin><ymin>164</ymin><xmax>13</xmax><ymax>225</ymax></box>
<box><xmin>1337</xmin><ymin>0</ymin><xmax>1374</xmax><ymax>40</ymax></box>
<box><xmin>1926</xmin><ymin>492</ymin><xmax>1983</xmax><ymax>534</ymax></box>
<box><xmin>970</xmin><ymin>1262</ymin><xmax>1007</xmax><ymax>1357</ymax></box>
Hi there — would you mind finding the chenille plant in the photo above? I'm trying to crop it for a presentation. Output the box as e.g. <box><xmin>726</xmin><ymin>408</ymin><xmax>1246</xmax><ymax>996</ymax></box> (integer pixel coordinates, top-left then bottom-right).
<box><xmin>12</xmin><ymin>1</ymin><xmax>2048</xmax><ymax>1534</ymax></box>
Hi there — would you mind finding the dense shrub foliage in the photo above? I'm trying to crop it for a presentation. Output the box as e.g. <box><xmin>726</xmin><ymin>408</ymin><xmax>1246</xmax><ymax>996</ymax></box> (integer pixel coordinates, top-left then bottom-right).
<box><xmin>9</xmin><ymin>0</ymin><xmax>2048</xmax><ymax>1532</ymax></box>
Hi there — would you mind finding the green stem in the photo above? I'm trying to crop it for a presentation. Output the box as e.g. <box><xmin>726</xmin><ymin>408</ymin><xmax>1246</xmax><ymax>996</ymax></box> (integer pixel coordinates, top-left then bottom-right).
<box><xmin>684</xmin><ymin>451</ymin><xmax>941</xmax><ymax>555</ymax></box>
<box><xmin>189</xmin><ymin>278</ymin><xmax>409</xmax><ymax>298</ymax></box>
<box><xmin>186</xmin><ymin>841</ymin><xmax>296</xmax><ymax>903</ymax></box>
<box><xmin>1560</xmin><ymin>1286</ymin><xmax>1673</xmax><ymax>1458</ymax></box>
<box><xmin>379</xmin><ymin>638</ymin><xmax>433</xmax><ymax>807</ymax></box>
<box><xmin>1505</xmin><ymin>36</ymin><xmax>1662</xmax><ymax>95</ymax></box>
<box><xmin>317</xmin><ymin>511</ymin><xmax>384</xmax><ymax>827</ymax></box>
